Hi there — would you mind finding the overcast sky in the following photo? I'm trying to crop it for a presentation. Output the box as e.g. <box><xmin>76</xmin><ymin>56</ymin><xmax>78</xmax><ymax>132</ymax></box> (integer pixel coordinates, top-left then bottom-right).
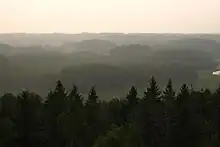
<box><xmin>0</xmin><ymin>0</ymin><xmax>219</xmax><ymax>33</ymax></box>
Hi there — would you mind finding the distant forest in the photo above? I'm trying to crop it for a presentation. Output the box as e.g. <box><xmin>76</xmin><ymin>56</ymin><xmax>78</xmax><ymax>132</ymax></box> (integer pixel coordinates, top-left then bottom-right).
<box><xmin>1</xmin><ymin>33</ymin><xmax>220</xmax><ymax>98</ymax></box>
<box><xmin>1</xmin><ymin>33</ymin><xmax>220</xmax><ymax>147</ymax></box>
<box><xmin>1</xmin><ymin>78</ymin><xmax>220</xmax><ymax>147</ymax></box>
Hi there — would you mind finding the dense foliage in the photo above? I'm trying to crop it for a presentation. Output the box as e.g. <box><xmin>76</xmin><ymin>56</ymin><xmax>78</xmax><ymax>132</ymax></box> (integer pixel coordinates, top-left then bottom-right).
<box><xmin>1</xmin><ymin>77</ymin><xmax>220</xmax><ymax>147</ymax></box>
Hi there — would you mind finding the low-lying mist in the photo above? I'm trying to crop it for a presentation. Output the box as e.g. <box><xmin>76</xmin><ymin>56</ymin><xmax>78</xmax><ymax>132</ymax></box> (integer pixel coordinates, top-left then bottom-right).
<box><xmin>1</xmin><ymin>33</ymin><xmax>220</xmax><ymax>99</ymax></box>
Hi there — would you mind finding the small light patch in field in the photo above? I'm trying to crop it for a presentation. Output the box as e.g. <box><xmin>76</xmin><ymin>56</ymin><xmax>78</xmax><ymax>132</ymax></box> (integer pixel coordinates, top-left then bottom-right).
<box><xmin>213</xmin><ymin>71</ymin><xmax>220</xmax><ymax>75</ymax></box>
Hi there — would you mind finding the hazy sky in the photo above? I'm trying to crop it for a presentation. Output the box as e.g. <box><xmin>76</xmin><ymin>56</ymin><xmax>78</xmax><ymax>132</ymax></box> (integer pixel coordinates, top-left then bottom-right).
<box><xmin>0</xmin><ymin>0</ymin><xmax>219</xmax><ymax>33</ymax></box>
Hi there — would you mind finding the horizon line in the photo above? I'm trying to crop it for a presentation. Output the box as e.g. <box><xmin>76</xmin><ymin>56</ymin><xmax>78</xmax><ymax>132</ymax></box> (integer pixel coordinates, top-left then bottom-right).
<box><xmin>0</xmin><ymin>32</ymin><xmax>220</xmax><ymax>35</ymax></box>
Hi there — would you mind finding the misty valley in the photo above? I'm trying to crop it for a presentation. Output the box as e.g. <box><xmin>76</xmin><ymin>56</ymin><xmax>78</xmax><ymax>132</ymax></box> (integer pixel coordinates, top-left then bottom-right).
<box><xmin>1</xmin><ymin>33</ymin><xmax>220</xmax><ymax>98</ymax></box>
<box><xmin>2</xmin><ymin>33</ymin><xmax>220</xmax><ymax>147</ymax></box>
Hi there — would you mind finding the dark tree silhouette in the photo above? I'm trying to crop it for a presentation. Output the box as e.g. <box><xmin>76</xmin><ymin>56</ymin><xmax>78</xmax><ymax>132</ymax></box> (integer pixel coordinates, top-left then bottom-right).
<box><xmin>1</xmin><ymin>77</ymin><xmax>220</xmax><ymax>147</ymax></box>
<box><xmin>85</xmin><ymin>86</ymin><xmax>100</xmax><ymax>147</ymax></box>
<box><xmin>163</xmin><ymin>78</ymin><xmax>175</xmax><ymax>101</ymax></box>
<box><xmin>144</xmin><ymin>76</ymin><xmax>161</xmax><ymax>101</ymax></box>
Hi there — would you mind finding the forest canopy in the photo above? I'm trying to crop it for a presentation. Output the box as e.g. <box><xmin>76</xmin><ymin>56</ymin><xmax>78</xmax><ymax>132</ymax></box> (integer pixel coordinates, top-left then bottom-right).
<box><xmin>1</xmin><ymin>78</ymin><xmax>220</xmax><ymax>147</ymax></box>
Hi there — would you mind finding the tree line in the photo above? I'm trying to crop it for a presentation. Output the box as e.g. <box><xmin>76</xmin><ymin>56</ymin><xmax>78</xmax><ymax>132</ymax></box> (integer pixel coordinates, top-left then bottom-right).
<box><xmin>1</xmin><ymin>77</ymin><xmax>220</xmax><ymax>147</ymax></box>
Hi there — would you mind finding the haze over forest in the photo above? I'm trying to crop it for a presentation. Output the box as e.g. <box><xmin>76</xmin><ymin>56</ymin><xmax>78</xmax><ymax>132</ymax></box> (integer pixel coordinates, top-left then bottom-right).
<box><xmin>1</xmin><ymin>33</ymin><xmax>220</xmax><ymax>147</ymax></box>
<box><xmin>1</xmin><ymin>1</ymin><xmax>220</xmax><ymax>147</ymax></box>
<box><xmin>1</xmin><ymin>0</ymin><xmax>220</xmax><ymax>98</ymax></box>
<box><xmin>1</xmin><ymin>33</ymin><xmax>220</xmax><ymax>98</ymax></box>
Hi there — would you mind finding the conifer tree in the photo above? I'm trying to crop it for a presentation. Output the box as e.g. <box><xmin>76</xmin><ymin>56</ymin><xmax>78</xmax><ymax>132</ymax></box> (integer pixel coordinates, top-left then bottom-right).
<box><xmin>44</xmin><ymin>81</ymin><xmax>67</xmax><ymax>147</ymax></box>
<box><xmin>163</xmin><ymin>79</ymin><xmax>175</xmax><ymax>101</ymax></box>
<box><xmin>45</xmin><ymin>80</ymin><xmax>67</xmax><ymax>115</ymax></box>
<box><xmin>163</xmin><ymin>79</ymin><xmax>176</xmax><ymax>147</ymax></box>
<box><xmin>138</xmin><ymin>77</ymin><xmax>164</xmax><ymax>147</ymax></box>
<box><xmin>85</xmin><ymin>86</ymin><xmax>100</xmax><ymax>147</ymax></box>
<box><xmin>176</xmin><ymin>84</ymin><xmax>200</xmax><ymax>147</ymax></box>
<box><xmin>17</xmin><ymin>91</ymin><xmax>42</xmax><ymax>147</ymax></box>
<box><xmin>178</xmin><ymin>84</ymin><xmax>190</xmax><ymax>99</ymax></box>
<box><xmin>68</xmin><ymin>85</ymin><xmax>83</xmax><ymax>110</ymax></box>
<box><xmin>86</xmin><ymin>86</ymin><xmax>99</xmax><ymax>125</ymax></box>
<box><xmin>126</xmin><ymin>86</ymin><xmax>139</xmax><ymax>107</ymax></box>
<box><xmin>59</xmin><ymin>85</ymin><xmax>85</xmax><ymax>147</ymax></box>
<box><xmin>86</xmin><ymin>86</ymin><xmax>99</xmax><ymax>106</ymax></box>
<box><xmin>124</xmin><ymin>86</ymin><xmax>139</xmax><ymax>122</ymax></box>
<box><xmin>177</xmin><ymin>84</ymin><xmax>190</xmax><ymax>107</ymax></box>
<box><xmin>144</xmin><ymin>76</ymin><xmax>161</xmax><ymax>101</ymax></box>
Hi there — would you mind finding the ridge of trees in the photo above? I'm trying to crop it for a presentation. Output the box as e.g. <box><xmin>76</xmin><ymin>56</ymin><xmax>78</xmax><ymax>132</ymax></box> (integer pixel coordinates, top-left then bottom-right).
<box><xmin>1</xmin><ymin>77</ymin><xmax>220</xmax><ymax>147</ymax></box>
